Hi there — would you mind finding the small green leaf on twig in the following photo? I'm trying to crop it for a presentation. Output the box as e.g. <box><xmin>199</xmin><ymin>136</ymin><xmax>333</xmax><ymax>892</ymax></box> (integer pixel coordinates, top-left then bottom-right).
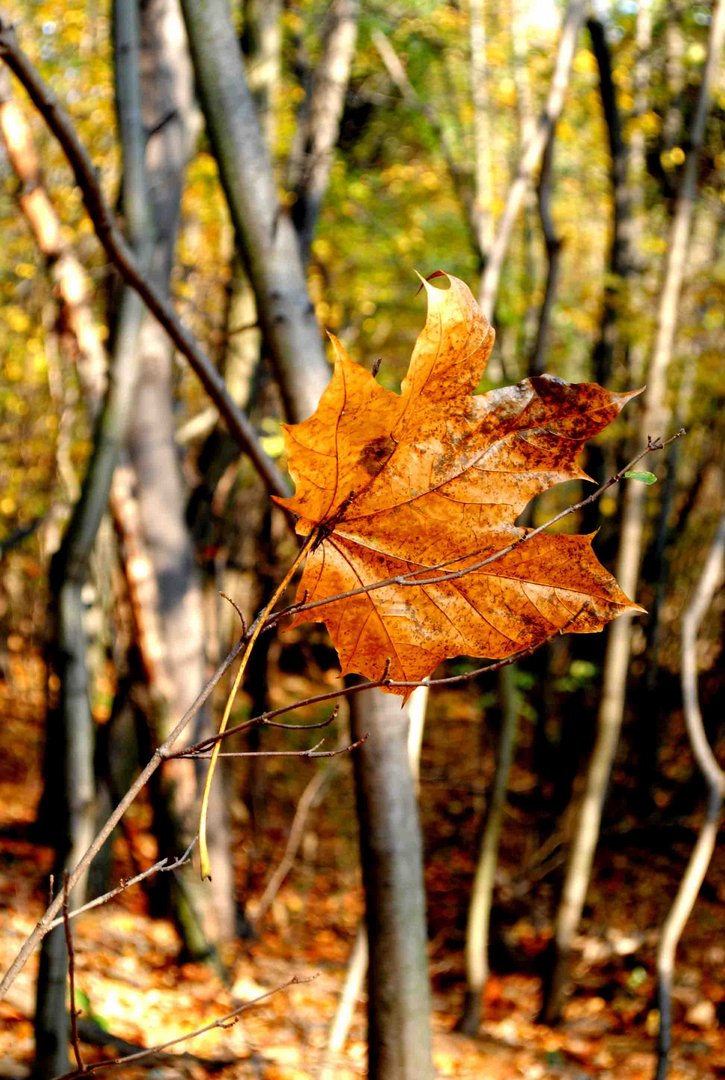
<box><xmin>624</xmin><ymin>470</ymin><xmax>657</xmax><ymax>485</ymax></box>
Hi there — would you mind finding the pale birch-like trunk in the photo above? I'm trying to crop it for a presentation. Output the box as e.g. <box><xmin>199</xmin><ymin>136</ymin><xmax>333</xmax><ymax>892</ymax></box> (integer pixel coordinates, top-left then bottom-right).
<box><xmin>656</xmin><ymin>507</ymin><xmax>725</xmax><ymax>1080</ymax></box>
<box><xmin>458</xmin><ymin>664</ymin><xmax>519</xmax><ymax>1035</ymax></box>
<box><xmin>540</xmin><ymin>0</ymin><xmax>725</xmax><ymax>1023</ymax></box>
<box><xmin>478</xmin><ymin>0</ymin><xmax>586</xmax><ymax>321</ymax></box>
<box><xmin>287</xmin><ymin>0</ymin><xmax>360</xmax><ymax>262</ymax></box>
<box><xmin>127</xmin><ymin>0</ymin><xmax>237</xmax><ymax>948</ymax></box>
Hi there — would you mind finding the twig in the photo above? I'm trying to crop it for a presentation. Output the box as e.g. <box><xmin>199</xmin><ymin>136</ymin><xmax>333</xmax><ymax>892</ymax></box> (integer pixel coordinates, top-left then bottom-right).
<box><xmin>0</xmin><ymin>16</ymin><xmax>287</xmax><ymax>500</ymax></box>
<box><xmin>271</xmin><ymin>431</ymin><xmax>685</xmax><ymax>623</ymax></box>
<box><xmin>199</xmin><ymin>530</ymin><xmax>319</xmax><ymax>879</ymax></box>
<box><xmin>178</xmin><ymin>628</ymin><xmax>574</xmax><ymax>757</ymax></box>
<box><xmin>252</xmin><ymin>759</ymin><xmax>339</xmax><ymax>927</ymax></box>
<box><xmin>179</xmin><ymin>736</ymin><xmax>367</xmax><ymax>760</ymax></box>
<box><xmin>63</xmin><ymin>875</ymin><xmax>84</xmax><ymax>1074</ymax></box>
<box><xmin>181</xmin><ymin>706</ymin><xmax>337</xmax><ymax>758</ymax></box>
<box><xmin>53</xmin><ymin>974</ymin><xmax>317</xmax><ymax>1079</ymax></box>
<box><xmin>48</xmin><ymin>841</ymin><xmax>197</xmax><ymax>931</ymax></box>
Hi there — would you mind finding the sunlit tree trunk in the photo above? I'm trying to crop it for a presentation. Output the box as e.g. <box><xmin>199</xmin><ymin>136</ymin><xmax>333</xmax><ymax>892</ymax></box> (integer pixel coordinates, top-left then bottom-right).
<box><xmin>287</xmin><ymin>0</ymin><xmax>360</xmax><ymax>262</ymax></box>
<box><xmin>540</xmin><ymin>0</ymin><xmax>725</xmax><ymax>1023</ymax></box>
<box><xmin>125</xmin><ymin>0</ymin><xmax>237</xmax><ymax>951</ymax></box>
<box><xmin>478</xmin><ymin>0</ymin><xmax>586</xmax><ymax>321</ymax></box>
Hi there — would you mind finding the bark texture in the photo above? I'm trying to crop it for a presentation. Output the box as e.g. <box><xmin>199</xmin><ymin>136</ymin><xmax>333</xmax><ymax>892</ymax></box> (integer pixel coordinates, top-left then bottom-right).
<box><xmin>130</xmin><ymin>0</ymin><xmax>235</xmax><ymax>947</ymax></box>
<box><xmin>350</xmin><ymin>686</ymin><xmax>433</xmax><ymax>1080</ymax></box>
<box><xmin>179</xmin><ymin>0</ymin><xmax>329</xmax><ymax>423</ymax></box>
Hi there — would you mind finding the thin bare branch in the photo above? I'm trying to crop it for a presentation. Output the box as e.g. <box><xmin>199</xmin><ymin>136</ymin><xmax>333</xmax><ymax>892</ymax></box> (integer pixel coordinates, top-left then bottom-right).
<box><xmin>63</xmin><ymin>876</ymin><xmax>84</xmax><ymax>1074</ymax></box>
<box><xmin>54</xmin><ymin>974</ymin><xmax>317</xmax><ymax>1079</ymax></box>
<box><xmin>48</xmin><ymin>842</ymin><xmax>197</xmax><ymax>931</ymax></box>
<box><xmin>179</xmin><ymin>736</ymin><xmax>367</xmax><ymax>760</ymax></box>
<box><xmin>0</xmin><ymin>16</ymin><xmax>287</xmax><ymax>499</ymax></box>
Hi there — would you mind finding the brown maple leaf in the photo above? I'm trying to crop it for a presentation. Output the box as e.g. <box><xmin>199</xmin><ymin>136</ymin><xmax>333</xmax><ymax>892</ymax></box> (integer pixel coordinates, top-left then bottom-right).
<box><xmin>275</xmin><ymin>273</ymin><xmax>640</xmax><ymax>694</ymax></box>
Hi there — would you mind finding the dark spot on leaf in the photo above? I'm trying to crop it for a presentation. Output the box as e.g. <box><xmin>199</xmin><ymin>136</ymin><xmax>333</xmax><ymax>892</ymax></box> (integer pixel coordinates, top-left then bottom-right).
<box><xmin>358</xmin><ymin>434</ymin><xmax>396</xmax><ymax>477</ymax></box>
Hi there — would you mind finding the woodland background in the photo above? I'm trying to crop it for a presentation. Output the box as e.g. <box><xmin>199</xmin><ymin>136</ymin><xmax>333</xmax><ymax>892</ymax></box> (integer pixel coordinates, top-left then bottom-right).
<box><xmin>0</xmin><ymin>1</ymin><xmax>723</xmax><ymax>1079</ymax></box>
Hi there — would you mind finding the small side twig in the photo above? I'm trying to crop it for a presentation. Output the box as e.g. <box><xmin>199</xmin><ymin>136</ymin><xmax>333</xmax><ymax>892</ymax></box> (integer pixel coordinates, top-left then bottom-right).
<box><xmin>62</xmin><ymin>875</ymin><xmax>84</xmax><ymax>1074</ymax></box>
<box><xmin>177</xmin><ymin>736</ymin><xmax>367</xmax><ymax>760</ymax></box>
<box><xmin>252</xmin><ymin>752</ymin><xmax>343</xmax><ymax>928</ymax></box>
<box><xmin>48</xmin><ymin>841</ymin><xmax>197</xmax><ymax>931</ymax></box>
<box><xmin>53</xmin><ymin>974</ymin><xmax>317</xmax><ymax>1079</ymax></box>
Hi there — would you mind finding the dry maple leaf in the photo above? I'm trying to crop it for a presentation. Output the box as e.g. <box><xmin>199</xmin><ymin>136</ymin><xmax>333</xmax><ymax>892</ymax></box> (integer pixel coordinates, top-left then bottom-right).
<box><xmin>275</xmin><ymin>273</ymin><xmax>640</xmax><ymax>694</ymax></box>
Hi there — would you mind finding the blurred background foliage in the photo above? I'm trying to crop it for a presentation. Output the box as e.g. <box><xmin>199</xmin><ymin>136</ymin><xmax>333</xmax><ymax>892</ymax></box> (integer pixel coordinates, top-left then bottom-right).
<box><xmin>0</xmin><ymin>0</ymin><xmax>722</xmax><ymax>727</ymax></box>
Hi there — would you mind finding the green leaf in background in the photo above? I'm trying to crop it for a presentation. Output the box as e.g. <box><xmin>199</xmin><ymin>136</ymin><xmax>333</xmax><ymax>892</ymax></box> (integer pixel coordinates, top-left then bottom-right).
<box><xmin>624</xmin><ymin>471</ymin><xmax>657</xmax><ymax>485</ymax></box>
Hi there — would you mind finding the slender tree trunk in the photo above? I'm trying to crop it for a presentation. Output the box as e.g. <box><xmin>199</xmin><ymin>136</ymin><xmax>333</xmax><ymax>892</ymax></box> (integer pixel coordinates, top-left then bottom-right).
<box><xmin>540</xmin><ymin>0</ymin><xmax>725</xmax><ymax>1023</ymax></box>
<box><xmin>179</xmin><ymin>0</ymin><xmax>329</xmax><ymax>423</ymax></box>
<box><xmin>458</xmin><ymin>664</ymin><xmax>519</xmax><ymax>1035</ymax></box>
<box><xmin>528</xmin><ymin>127</ymin><xmax>563</xmax><ymax>377</ymax></box>
<box><xmin>349</xmin><ymin>685</ymin><xmax>433</xmax><ymax>1080</ymax></box>
<box><xmin>32</xmin><ymin>0</ymin><xmax>154</xmax><ymax>1068</ymax></box>
<box><xmin>478</xmin><ymin>0</ymin><xmax>586</xmax><ymax>320</ymax></box>
<box><xmin>587</xmin><ymin>16</ymin><xmax>633</xmax><ymax>391</ymax></box>
<box><xmin>323</xmin><ymin>685</ymin><xmax>428</xmax><ymax>1072</ymax></box>
<box><xmin>287</xmin><ymin>0</ymin><xmax>360</xmax><ymax>262</ymax></box>
<box><xmin>656</xmin><ymin>507</ymin><xmax>725</xmax><ymax>1080</ymax></box>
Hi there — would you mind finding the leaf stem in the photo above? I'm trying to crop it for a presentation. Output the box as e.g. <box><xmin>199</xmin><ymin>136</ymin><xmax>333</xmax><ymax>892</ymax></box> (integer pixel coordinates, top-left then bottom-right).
<box><xmin>198</xmin><ymin>529</ymin><xmax>318</xmax><ymax>879</ymax></box>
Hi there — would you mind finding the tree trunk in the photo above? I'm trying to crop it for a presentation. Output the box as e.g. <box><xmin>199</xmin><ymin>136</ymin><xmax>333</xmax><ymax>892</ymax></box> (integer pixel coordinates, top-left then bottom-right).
<box><xmin>349</xmin><ymin>685</ymin><xmax>434</xmax><ymax>1080</ymax></box>
<box><xmin>528</xmin><ymin>127</ymin><xmax>563</xmax><ymax>377</ymax></box>
<box><xmin>287</xmin><ymin>0</ymin><xmax>360</xmax><ymax>262</ymax></box>
<box><xmin>127</xmin><ymin>0</ymin><xmax>236</xmax><ymax>948</ymax></box>
<box><xmin>180</xmin><ymin>4</ymin><xmax>434</xmax><ymax>1067</ymax></box>
<box><xmin>179</xmin><ymin>0</ymin><xmax>329</xmax><ymax>423</ymax></box>
<box><xmin>540</xmin><ymin>0</ymin><xmax>725</xmax><ymax>1023</ymax></box>
<box><xmin>478</xmin><ymin>0</ymin><xmax>586</xmax><ymax>320</ymax></box>
<box><xmin>458</xmin><ymin>663</ymin><xmax>519</xmax><ymax>1035</ymax></box>
<box><xmin>656</xmin><ymin>506</ymin><xmax>725</xmax><ymax>1080</ymax></box>
<box><xmin>32</xmin><ymin>0</ymin><xmax>154</xmax><ymax>1068</ymax></box>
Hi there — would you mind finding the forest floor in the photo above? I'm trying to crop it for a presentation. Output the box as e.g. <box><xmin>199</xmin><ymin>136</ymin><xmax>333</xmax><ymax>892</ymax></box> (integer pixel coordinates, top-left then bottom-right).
<box><xmin>0</xmin><ymin>645</ymin><xmax>723</xmax><ymax>1080</ymax></box>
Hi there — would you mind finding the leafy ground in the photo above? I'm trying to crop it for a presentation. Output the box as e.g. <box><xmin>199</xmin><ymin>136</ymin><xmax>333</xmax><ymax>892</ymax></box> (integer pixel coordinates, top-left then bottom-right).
<box><xmin>0</xmin><ymin>645</ymin><xmax>723</xmax><ymax>1079</ymax></box>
